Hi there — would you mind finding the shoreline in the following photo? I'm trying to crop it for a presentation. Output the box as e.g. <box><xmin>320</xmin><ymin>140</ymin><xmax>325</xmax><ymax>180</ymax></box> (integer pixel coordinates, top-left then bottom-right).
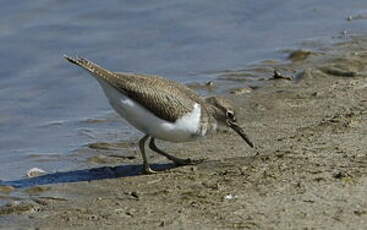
<box><xmin>1</xmin><ymin>35</ymin><xmax>367</xmax><ymax>229</ymax></box>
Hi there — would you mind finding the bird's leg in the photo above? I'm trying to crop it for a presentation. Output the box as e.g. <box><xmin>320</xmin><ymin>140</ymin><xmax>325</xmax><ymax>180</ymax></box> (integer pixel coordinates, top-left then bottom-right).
<box><xmin>149</xmin><ymin>137</ymin><xmax>202</xmax><ymax>166</ymax></box>
<box><xmin>139</xmin><ymin>135</ymin><xmax>156</xmax><ymax>174</ymax></box>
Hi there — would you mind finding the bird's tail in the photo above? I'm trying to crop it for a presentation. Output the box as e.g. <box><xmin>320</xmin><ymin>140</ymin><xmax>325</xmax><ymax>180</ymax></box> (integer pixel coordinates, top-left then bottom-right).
<box><xmin>64</xmin><ymin>55</ymin><xmax>115</xmax><ymax>81</ymax></box>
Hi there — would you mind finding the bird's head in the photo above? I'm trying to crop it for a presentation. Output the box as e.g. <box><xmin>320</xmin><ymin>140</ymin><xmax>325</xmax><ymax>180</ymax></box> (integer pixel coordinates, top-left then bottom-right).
<box><xmin>205</xmin><ymin>96</ymin><xmax>254</xmax><ymax>148</ymax></box>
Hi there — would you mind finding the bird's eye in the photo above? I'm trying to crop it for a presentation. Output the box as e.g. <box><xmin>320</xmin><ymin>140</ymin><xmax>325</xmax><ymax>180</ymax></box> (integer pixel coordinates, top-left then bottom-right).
<box><xmin>226</xmin><ymin>110</ymin><xmax>235</xmax><ymax>121</ymax></box>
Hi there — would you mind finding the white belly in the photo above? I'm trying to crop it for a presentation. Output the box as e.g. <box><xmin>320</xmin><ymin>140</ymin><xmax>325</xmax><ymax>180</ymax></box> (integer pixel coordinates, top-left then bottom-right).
<box><xmin>97</xmin><ymin>79</ymin><xmax>203</xmax><ymax>142</ymax></box>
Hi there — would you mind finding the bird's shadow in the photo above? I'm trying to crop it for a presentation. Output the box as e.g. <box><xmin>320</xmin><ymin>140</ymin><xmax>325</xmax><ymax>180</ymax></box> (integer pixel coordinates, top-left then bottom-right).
<box><xmin>0</xmin><ymin>163</ymin><xmax>176</xmax><ymax>189</ymax></box>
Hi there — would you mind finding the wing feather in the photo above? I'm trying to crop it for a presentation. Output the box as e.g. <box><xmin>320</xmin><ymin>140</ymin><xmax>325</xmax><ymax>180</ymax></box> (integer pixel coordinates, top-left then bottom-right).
<box><xmin>112</xmin><ymin>72</ymin><xmax>203</xmax><ymax>122</ymax></box>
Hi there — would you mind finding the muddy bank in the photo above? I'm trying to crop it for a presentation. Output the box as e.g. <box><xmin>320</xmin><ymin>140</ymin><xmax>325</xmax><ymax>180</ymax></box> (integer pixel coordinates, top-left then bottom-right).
<box><xmin>1</xmin><ymin>36</ymin><xmax>367</xmax><ymax>229</ymax></box>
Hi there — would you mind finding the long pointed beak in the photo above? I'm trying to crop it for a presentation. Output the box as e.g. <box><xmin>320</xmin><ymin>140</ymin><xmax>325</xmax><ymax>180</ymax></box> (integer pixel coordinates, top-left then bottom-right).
<box><xmin>227</xmin><ymin>120</ymin><xmax>254</xmax><ymax>148</ymax></box>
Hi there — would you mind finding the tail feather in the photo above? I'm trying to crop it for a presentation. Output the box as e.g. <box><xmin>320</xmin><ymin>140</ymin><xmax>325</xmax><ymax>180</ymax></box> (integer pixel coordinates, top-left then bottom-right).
<box><xmin>64</xmin><ymin>55</ymin><xmax>115</xmax><ymax>81</ymax></box>
<box><xmin>64</xmin><ymin>55</ymin><xmax>99</xmax><ymax>72</ymax></box>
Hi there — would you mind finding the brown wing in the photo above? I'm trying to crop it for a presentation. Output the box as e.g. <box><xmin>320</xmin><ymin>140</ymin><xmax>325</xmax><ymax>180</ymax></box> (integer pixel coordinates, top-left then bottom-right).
<box><xmin>112</xmin><ymin>72</ymin><xmax>202</xmax><ymax>122</ymax></box>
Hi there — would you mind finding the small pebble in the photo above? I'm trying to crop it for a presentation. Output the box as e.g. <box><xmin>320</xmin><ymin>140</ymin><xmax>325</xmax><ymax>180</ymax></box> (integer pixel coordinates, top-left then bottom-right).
<box><xmin>224</xmin><ymin>194</ymin><xmax>238</xmax><ymax>200</ymax></box>
<box><xmin>26</xmin><ymin>168</ymin><xmax>47</xmax><ymax>178</ymax></box>
<box><xmin>131</xmin><ymin>191</ymin><xmax>140</xmax><ymax>199</ymax></box>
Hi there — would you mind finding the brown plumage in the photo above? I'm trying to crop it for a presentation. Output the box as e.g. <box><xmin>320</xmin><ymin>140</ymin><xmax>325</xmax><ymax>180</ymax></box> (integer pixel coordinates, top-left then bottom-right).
<box><xmin>64</xmin><ymin>56</ymin><xmax>208</xmax><ymax>123</ymax></box>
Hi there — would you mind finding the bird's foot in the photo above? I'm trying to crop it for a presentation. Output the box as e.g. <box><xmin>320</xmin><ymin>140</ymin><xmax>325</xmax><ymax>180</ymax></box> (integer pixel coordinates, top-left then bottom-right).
<box><xmin>143</xmin><ymin>167</ymin><xmax>158</xmax><ymax>175</ymax></box>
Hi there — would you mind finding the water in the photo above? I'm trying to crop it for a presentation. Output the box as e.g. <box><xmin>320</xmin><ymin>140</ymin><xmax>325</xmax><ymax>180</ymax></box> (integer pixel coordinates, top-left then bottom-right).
<box><xmin>0</xmin><ymin>0</ymin><xmax>366</xmax><ymax>180</ymax></box>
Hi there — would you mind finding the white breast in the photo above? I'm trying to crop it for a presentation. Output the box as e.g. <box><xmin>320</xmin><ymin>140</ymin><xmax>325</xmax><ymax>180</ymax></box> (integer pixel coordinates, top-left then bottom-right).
<box><xmin>96</xmin><ymin>78</ymin><xmax>203</xmax><ymax>142</ymax></box>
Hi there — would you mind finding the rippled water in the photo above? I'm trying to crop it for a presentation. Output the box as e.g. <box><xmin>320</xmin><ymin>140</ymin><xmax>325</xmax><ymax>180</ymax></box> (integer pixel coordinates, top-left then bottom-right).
<box><xmin>0</xmin><ymin>0</ymin><xmax>366</xmax><ymax>180</ymax></box>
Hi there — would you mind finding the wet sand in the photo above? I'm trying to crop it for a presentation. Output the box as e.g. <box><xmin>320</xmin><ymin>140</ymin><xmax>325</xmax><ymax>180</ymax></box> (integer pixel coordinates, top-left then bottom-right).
<box><xmin>1</xmin><ymin>36</ymin><xmax>367</xmax><ymax>229</ymax></box>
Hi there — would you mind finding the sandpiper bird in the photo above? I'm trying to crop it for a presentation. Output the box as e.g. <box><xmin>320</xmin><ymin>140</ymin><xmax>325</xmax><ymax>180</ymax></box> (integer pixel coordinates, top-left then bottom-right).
<box><xmin>64</xmin><ymin>56</ymin><xmax>254</xmax><ymax>174</ymax></box>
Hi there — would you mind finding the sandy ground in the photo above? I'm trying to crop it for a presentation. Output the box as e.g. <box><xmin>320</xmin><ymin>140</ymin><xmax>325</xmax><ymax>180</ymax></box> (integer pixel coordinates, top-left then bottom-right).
<box><xmin>1</xmin><ymin>36</ymin><xmax>367</xmax><ymax>229</ymax></box>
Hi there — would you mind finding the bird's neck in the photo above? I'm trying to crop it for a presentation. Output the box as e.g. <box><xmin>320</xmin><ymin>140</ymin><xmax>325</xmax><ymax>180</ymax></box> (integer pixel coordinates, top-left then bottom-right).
<box><xmin>206</xmin><ymin>104</ymin><xmax>224</xmax><ymax>123</ymax></box>
<box><xmin>196</xmin><ymin>103</ymin><xmax>221</xmax><ymax>136</ymax></box>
